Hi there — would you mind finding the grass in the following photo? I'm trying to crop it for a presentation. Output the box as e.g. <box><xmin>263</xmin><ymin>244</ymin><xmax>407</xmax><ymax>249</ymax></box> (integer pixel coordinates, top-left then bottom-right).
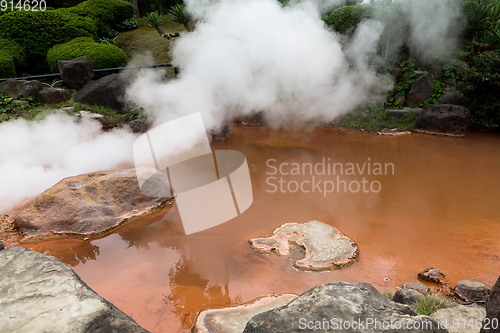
<box><xmin>337</xmin><ymin>105</ymin><xmax>419</xmax><ymax>131</ymax></box>
<box><xmin>382</xmin><ymin>290</ymin><xmax>394</xmax><ymax>299</ymax></box>
<box><xmin>114</xmin><ymin>14</ymin><xmax>185</xmax><ymax>65</ymax></box>
<box><xmin>72</xmin><ymin>102</ymin><xmax>143</xmax><ymax>126</ymax></box>
<box><xmin>412</xmin><ymin>294</ymin><xmax>450</xmax><ymax>316</ymax></box>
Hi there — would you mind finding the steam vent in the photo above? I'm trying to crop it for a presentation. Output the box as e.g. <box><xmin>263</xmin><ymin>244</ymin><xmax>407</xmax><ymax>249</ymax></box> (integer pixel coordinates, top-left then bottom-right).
<box><xmin>249</xmin><ymin>220</ymin><xmax>358</xmax><ymax>271</ymax></box>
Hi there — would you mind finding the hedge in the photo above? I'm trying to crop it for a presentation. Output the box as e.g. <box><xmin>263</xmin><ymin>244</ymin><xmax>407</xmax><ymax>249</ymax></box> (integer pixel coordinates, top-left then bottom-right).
<box><xmin>69</xmin><ymin>0</ymin><xmax>134</xmax><ymax>36</ymax></box>
<box><xmin>325</xmin><ymin>4</ymin><xmax>375</xmax><ymax>35</ymax></box>
<box><xmin>46</xmin><ymin>37</ymin><xmax>128</xmax><ymax>73</ymax></box>
<box><xmin>0</xmin><ymin>38</ymin><xmax>25</xmax><ymax>78</ymax></box>
<box><xmin>0</xmin><ymin>9</ymin><xmax>97</xmax><ymax>74</ymax></box>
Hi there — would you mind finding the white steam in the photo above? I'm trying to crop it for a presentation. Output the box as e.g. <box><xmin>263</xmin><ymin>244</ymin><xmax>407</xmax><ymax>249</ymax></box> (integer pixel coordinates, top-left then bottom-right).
<box><xmin>0</xmin><ymin>114</ymin><xmax>137</xmax><ymax>213</ymax></box>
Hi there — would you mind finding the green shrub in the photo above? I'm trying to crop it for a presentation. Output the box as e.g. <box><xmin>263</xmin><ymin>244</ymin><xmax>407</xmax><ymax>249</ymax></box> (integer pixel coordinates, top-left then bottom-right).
<box><xmin>324</xmin><ymin>4</ymin><xmax>375</xmax><ymax>34</ymax></box>
<box><xmin>0</xmin><ymin>38</ymin><xmax>25</xmax><ymax>78</ymax></box>
<box><xmin>463</xmin><ymin>51</ymin><xmax>500</xmax><ymax>128</ymax></box>
<box><xmin>116</xmin><ymin>16</ymin><xmax>137</xmax><ymax>31</ymax></box>
<box><xmin>412</xmin><ymin>294</ymin><xmax>449</xmax><ymax>316</ymax></box>
<box><xmin>69</xmin><ymin>0</ymin><xmax>135</xmax><ymax>36</ymax></box>
<box><xmin>46</xmin><ymin>37</ymin><xmax>128</xmax><ymax>72</ymax></box>
<box><xmin>0</xmin><ymin>9</ymin><xmax>97</xmax><ymax>74</ymax></box>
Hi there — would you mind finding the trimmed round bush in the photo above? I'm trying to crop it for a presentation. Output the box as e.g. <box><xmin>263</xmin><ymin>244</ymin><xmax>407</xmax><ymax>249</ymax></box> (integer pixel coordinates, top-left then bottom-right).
<box><xmin>0</xmin><ymin>9</ymin><xmax>97</xmax><ymax>74</ymax></box>
<box><xmin>47</xmin><ymin>37</ymin><xmax>128</xmax><ymax>73</ymax></box>
<box><xmin>325</xmin><ymin>4</ymin><xmax>375</xmax><ymax>34</ymax></box>
<box><xmin>0</xmin><ymin>38</ymin><xmax>25</xmax><ymax>78</ymax></box>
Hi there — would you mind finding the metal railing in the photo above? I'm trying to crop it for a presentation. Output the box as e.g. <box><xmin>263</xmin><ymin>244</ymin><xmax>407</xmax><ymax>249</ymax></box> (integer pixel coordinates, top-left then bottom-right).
<box><xmin>0</xmin><ymin>63</ymin><xmax>177</xmax><ymax>83</ymax></box>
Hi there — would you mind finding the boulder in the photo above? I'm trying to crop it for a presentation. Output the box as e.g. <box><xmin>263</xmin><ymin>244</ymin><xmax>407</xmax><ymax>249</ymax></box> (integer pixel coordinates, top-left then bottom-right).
<box><xmin>0</xmin><ymin>241</ymin><xmax>4</xmax><ymax>250</ymax></box>
<box><xmin>193</xmin><ymin>294</ymin><xmax>297</xmax><ymax>333</ymax></box>
<box><xmin>385</xmin><ymin>107</ymin><xmax>422</xmax><ymax>120</ymax></box>
<box><xmin>57</xmin><ymin>56</ymin><xmax>94</xmax><ymax>90</ymax></box>
<box><xmin>0</xmin><ymin>79</ymin><xmax>43</xmax><ymax>99</ymax></box>
<box><xmin>403</xmin><ymin>282</ymin><xmax>430</xmax><ymax>295</ymax></box>
<box><xmin>242</xmin><ymin>281</ymin><xmax>447</xmax><ymax>333</ymax></box>
<box><xmin>455</xmin><ymin>281</ymin><xmax>490</xmax><ymax>303</ymax></box>
<box><xmin>480</xmin><ymin>275</ymin><xmax>500</xmax><ymax>333</ymax></box>
<box><xmin>418</xmin><ymin>268</ymin><xmax>447</xmax><ymax>285</ymax></box>
<box><xmin>249</xmin><ymin>220</ymin><xmax>358</xmax><ymax>271</ymax></box>
<box><xmin>415</xmin><ymin>105</ymin><xmax>471</xmax><ymax>136</ymax></box>
<box><xmin>437</xmin><ymin>87</ymin><xmax>466</xmax><ymax>106</ymax></box>
<box><xmin>74</xmin><ymin>74</ymin><xmax>130</xmax><ymax>112</ymax></box>
<box><xmin>0</xmin><ymin>246</ymin><xmax>150</xmax><ymax>333</ymax></box>
<box><xmin>431</xmin><ymin>304</ymin><xmax>486</xmax><ymax>333</ymax></box>
<box><xmin>126</xmin><ymin>118</ymin><xmax>153</xmax><ymax>133</ymax></box>
<box><xmin>209</xmin><ymin>123</ymin><xmax>231</xmax><ymax>140</ymax></box>
<box><xmin>36</xmin><ymin>88</ymin><xmax>73</xmax><ymax>104</ymax></box>
<box><xmin>406</xmin><ymin>75</ymin><xmax>435</xmax><ymax>106</ymax></box>
<box><xmin>393</xmin><ymin>288</ymin><xmax>423</xmax><ymax>306</ymax></box>
<box><xmin>242</xmin><ymin>112</ymin><xmax>264</xmax><ymax>126</ymax></box>
<box><xmin>12</xmin><ymin>169</ymin><xmax>172</xmax><ymax>240</ymax></box>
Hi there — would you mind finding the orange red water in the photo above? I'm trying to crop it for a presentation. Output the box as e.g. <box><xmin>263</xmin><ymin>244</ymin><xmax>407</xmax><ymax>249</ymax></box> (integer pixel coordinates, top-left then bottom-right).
<box><xmin>25</xmin><ymin>125</ymin><xmax>500</xmax><ymax>332</ymax></box>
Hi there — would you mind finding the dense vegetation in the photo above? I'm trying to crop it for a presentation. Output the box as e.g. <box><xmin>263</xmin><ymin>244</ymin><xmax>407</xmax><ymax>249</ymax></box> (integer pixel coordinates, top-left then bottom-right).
<box><xmin>0</xmin><ymin>38</ymin><xmax>25</xmax><ymax>78</ymax></box>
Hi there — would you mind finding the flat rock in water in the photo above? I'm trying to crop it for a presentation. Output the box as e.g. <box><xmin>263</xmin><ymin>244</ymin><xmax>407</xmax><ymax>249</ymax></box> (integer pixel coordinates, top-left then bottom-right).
<box><xmin>431</xmin><ymin>304</ymin><xmax>486</xmax><ymax>333</ymax></box>
<box><xmin>249</xmin><ymin>220</ymin><xmax>358</xmax><ymax>271</ymax></box>
<box><xmin>0</xmin><ymin>246</ymin><xmax>150</xmax><ymax>333</ymax></box>
<box><xmin>12</xmin><ymin>169</ymin><xmax>172</xmax><ymax>239</ymax></box>
<box><xmin>242</xmin><ymin>281</ymin><xmax>447</xmax><ymax>333</ymax></box>
<box><xmin>193</xmin><ymin>294</ymin><xmax>297</xmax><ymax>333</ymax></box>
<box><xmin>455</xmin><ymin>280</ymin><xmax>490</xmax><ymax>303</ymax></box>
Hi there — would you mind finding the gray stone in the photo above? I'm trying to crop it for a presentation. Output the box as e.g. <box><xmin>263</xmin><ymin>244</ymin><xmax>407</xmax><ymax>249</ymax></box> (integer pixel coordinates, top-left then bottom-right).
<box><xmin>75</xmin><ymin>110</ymin><xmax>110</xmax><ymax>127</ymax></box>
<box><xmin>431</xmin><ymin>304</ymin><xmax>486</xmax><ymax>333</ymax></box>
<box><xmin>74</xmin><ymin>74</ymin><xmax>131</xmax><ymax>112</ymax></box>
<box><xmin>249</xmin><ymin>220</ymin><xmax>358</xmax><ymax>271</ymax></box>
<box><xmin>445</xmin><ymin>78</ymin><xmax>457</xmax><ymax>86</ymax></box>
<box><xmin>480</xmin><ymin>275</ymin><xmax>500</xmax><ymax>333</ymax></box>
<box><xmin>57</xmin><ymin>56</ymin><xmax>94</xmax><ymax>90</ymax></box>
<box><xmin>395</xmin><ymin>92</ymin><xmax>406</xmax><ymax>106</ymax></box>
<box><xmin>438</xmin><ymin>87</ymin><xmax>466</xmax><ymax>106</ymax></box>
<box><xmin>406</xmin><ymin>75</ymin><xmax>435</xmax><ymax>106</ymax></box>
<box><xmin>0</xmin><ymin>241</ymin><xmax>4</xmax><ymax>250</ymax></box>
<box><xmin>0</xmin><ymin>246</ymin><xmax>150</xmax><ymax>333</ymax></box>
<box><xmin>430</xmin><ymin>66</ymin><xmax>444</xmax><ymax>81</ymax></box>
<box><xmin>393</xmin><ymin>288</ymin><xmax>423</xmax><ymax>306</ymax></box>
<box><xmin>385</xmin><ymin>107</ymin><xmax>422</xmax><ymax>120</ymax></box>
<box><xmin>403</xmin><ymin>282</ymin><xmax>430</xmax><ymax>294</ymax></box>
<box><xmin>13</xmin><ymin>100</ymin><xmax>28</xmax><ymax>107</ymax></box>
<box><xmin>242</xmin><ymin>281</ymin><xmax>447</xmax><ymax>333</ymax></box>
<box><xmin>193</xmin><ymin>294</ymin><xmax>297</xmax><ymax>333</ymax></box>
<box><xmin>242</xmin><ymin>112</ymin><xmax>264</xmax><ymax>126</ymax></box>
<box><xmin>0</xmin><ymin>80</ymin><xmax>43</xmax><ymax>99</ymax></box>
<box><xmin>415</xmin><ymin>105</ymin><xmax>471</xmax><ymax>136</ymax></box>
<box><xmin>126</xmin><ymin>118</ymin><xmax>153</xmax><ymax>133</ymax></box>
<box><xmin>455</xmin><ymin>281</ymin><xmax>490</xmax><ymax>303</ymax></box>
<box><xmin>418</xmin><ymin>268</ymin><xmax>447</xmax><ymax>284</ymax></box>
<box><xmin>415</xmin><ymin>71</ymin><xmax>429</xmax><ymax>78</ymax></box>
<box><xmin>36</xmin><ymin>88</ymin><xmax>73</xmax><ymax>104</ymax></box>
<box><xmin>210</xmin><ymin>123</ymin><xmax>231</xmax><ymax>140</ymax></box>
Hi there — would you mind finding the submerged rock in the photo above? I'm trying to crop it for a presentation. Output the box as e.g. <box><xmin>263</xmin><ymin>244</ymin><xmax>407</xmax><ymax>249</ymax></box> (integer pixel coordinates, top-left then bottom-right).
<box><xmin>431</xmin><ymin>304</ymin><xmax>486</xmax><ymax>333</ymax></box>
<box><xmin>12</xmin><ymin>169</ymin><xmax>172</xmax><ymax>240</ymax></box>
<box><xmin>0</xmin><ymin>246</ymin><xmax>150</xmax><ymax>333</ymax></box>
<box><xmin>242</xmin><ymin>281</ymin><xmax>447</xmax><ymax>333</ymax></box>
<box><xmin>249</xmin><ymin>220</ymin><xmax>358</xmax><ymax>271</ymax></box>
<box><xmin>419</xmin><ymin>268</ymin><xmax>447</xmax><ymax>284</ymax></box>
<box><xmin>455</xmin><ymin>280</ymin><xmax>490</xmax><ymax>303</ymax></box>
<box><xmin>193</xmin><ymin>294</ymin><xmax>297</xmax><ymax>333</ymax></box>
<box><xmin>480</xmin><ymin>275</ymin><xmax>500</xmax><ymax>333</ymax></box>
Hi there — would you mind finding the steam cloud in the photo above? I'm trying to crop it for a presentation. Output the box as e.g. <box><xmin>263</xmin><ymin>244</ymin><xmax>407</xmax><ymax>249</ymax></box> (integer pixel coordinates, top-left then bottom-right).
<box><xmin>0</xmin><ymin>0</ymin><xmax>465</xmax><ymax>213</ymax></box>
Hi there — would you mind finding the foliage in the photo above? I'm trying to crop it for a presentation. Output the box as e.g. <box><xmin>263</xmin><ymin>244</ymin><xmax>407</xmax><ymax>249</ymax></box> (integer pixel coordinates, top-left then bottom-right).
<box><xmin>443</xmin><ymin>59</ymin><xmax>461</xmax><ymax>80</ymax></box>
<box><xmin>412</xmin><ymin>294</ymin><xmax>449</xmax><ymax>316</ymax></box>
<box><xmin>463</xmin><ymin>51</ymin><xmax>500</xmax><ymax>128</ymax></box>
<box><xmin>168</xmin><ymin>3</ymin><xmax>192</xmax><ymax>31</ymax></box>
<box><xmin>323</xmin><ymin>4</ymin><xmax>375</xmax><ymax>34</ymax></box>
<box><xmin>421</xmin><ymin>79</ymin><xmax>446</xmax><ymax>107</ymax></box>
<box><xmin>116</xmin><ymin>17</ymin><xmax>137</xmax><ymax>31</ymax></box>
<box><xmin>0</xmin><ymin>9</ymin><xmax>97</xmax><ymax>74</ymax></box>
<box><xmin>98</xmin><ymin>37</ymin><xmax>112</xmax><ymax>45</ymax></box>
<box><xmin>144</xmin><ymin>10</ymin><xmax>165</xmax><ymax>28</ymax></box>
<box><xmin>463</xmin><ymin>0</ymin><xmax>500</xmax><ymax>44</ymax></box>
<box><xmin>0</xmin><ymin>38</ymin><xmax>25</xmax><ymax>78</ymax></box>
<box><xmin>386</xmin><ymin>60</ymin><xmax>417</xmax><ymax>109</ymax></box>
<box><xmin>73</xmin><ymin>102</ymin><xmax>142</xmax><ymax>126</ymax></box>
<box><xmin>68</xmin><ymin>0</ymin><xmax>135</xmax><ymax>37</ymax></box>
<box><xmin>46</xmin><ymin>37</ymin><xmax>128</xmax><ymax>72</ymax></box>
<box><xmin>339</xmin><ymin>103</ymin><xmax>418</xmax><ymax>131</ymax></box>
<box><xmin>0</xmin><ymin>93</ymin><xmax>36</xmax><ymax>115</ymax></box>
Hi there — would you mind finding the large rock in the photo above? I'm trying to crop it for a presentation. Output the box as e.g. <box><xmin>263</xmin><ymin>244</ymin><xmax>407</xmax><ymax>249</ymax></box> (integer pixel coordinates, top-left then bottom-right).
<box><xmin>455</xmin><ymin>281</ymin><xmax>490</xmax><ymax>303</ymax></box>
<box><xmin>403</xmin><ymin>282</ymin><xmax>430</xmax><ymax>295</ymax></box>
<box><xmin>58</xmin><ymin>56</ymin><xmax>94</xmax><ymax>90</ymax></box>
<box><xmin>406</xmin><ymin>75</ymin><xmax>435</xmax><ymax>106</ymax></box>
<box><xmin>193</xmin><ymin>294</ymin><xmax>297</xmax><ymax>333</ymax></box>
<box><xmin>74</xmin><ymin>73</ymin><xmax>130</xmax><ymax>112</ymax></box>
<box><xmin>415</xmin><ymin>104</ymin><xmax>471</xmax><ymax>136</ymax></box>
<box><xmin>393</xmin><ymin>288</ymin><xmax>424</xmax><ymax>306</ymax></box>
<box><xmin>0</xmin><ymin>246</ymin><xmax>150</xmax><ymax>333</ymax></box>
<box><xmin>386</xmin><ymin>107</ymin><xmax>422</xmax><ymax>120</ymax></box>
<box><xmin>437</xmin><ymin>87</ymin><xmax>466</xmax><ymax>106</ymax></box>
<box><xmin>431</xmin><ymin>304</ymin><xmax>486</xmax><ymax>333</ymax></box>
<box><xmin>0</xmin><ymin>79</ymin><xmax>43</xmax><ymax>99</ymax></box>
<box><xmin>249</xmin><ymin>220</ymin><xmax>358</xmax><ymax>271</ymax></box>
<box><xmin>242</xmin><ymin>282</ymin><xmax>447</xmax><ymax>333</ymax></box>
<box><xmin>480</xmin><ymin>275</ymin><xmax>500</xmax><ymax>333</ymax></box>
<box><xmin>36</xmin><ymin>88</ymin><xmax>73</xmax><ymax>104</ymax></box>
<box><xmin>12</xmin><ymin>169</ymin><xmax>172</xmax><ymax>239</ymax></box>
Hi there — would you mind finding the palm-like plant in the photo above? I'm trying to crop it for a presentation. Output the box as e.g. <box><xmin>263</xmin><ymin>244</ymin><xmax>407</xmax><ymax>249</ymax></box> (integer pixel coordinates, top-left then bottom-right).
<box><xmin>144</xmin><ymin>11</ymin><xmax>168</xmax><ymax>38</ymax></box>
<box><xmin>168</xmin><ymin>4</ymin><xmax>192</xmax><ymax>31</ymax></box>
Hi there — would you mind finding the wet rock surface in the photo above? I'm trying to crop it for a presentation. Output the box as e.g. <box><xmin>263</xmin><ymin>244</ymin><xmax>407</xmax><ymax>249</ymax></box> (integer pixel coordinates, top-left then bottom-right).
<box><xmin>0</xmin><ymin>246</ymin><xmax>150</xmax><ymax>333</ymax></box>
<box><xmin>431</xmin><ymin>304</ymin><xmax>486</xmax><ymax>333</ymax></box>
<box><xmin>193</xmin><ymin>294</ymin><xmax>297</xmax><ymax>333</ymax></box>
<box><xmin>480</xmin><ymin>275</ymin><xmax>500</xmax><ymax>333</ymax></box>
<box><xmin>415</xmin><ymin>104</ymin><xmax>471</xmax><ymax>136</ymax></box>
<box><xmin>419</xmin><ymin>268</ymin><xmax>447</xmax><ymax>284</ymax></box>
<box><xmin>455</xmin><ymin>280</ymin><xmax>490</xmax><ymax>303</ymax></box>
<box><xmin>12</xmin><ymin>169</ymin><xmax>172</xmax><ymax>239</ymax></box>
<box><xmin>242</xmin><ymin>281</ymin><xmax>447</xmax><ymax>333</ymax></box>
<box><xmin>249</xmin><ymin>220</ymin><xmax>358</xmax><ymax>271</ymax></box>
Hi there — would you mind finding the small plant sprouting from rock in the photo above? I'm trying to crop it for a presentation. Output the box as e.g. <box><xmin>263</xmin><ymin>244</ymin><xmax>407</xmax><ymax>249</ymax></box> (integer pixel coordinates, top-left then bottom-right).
<box><xmin>382</xmin><ymin>290</ymin><xmax>394</xmax><ymax>299</ymax></box>
<box><xmin>412</xmin><ymin>294</ymin><xmax>449</xmax><ymax>316</ymax></box>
